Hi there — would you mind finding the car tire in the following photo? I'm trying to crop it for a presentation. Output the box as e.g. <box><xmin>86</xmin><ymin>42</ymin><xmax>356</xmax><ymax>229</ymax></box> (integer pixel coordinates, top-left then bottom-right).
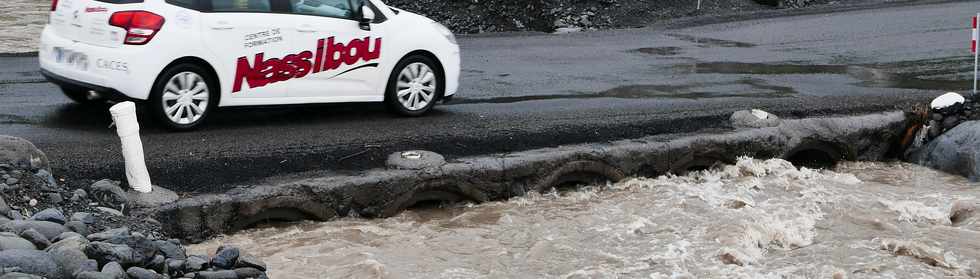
<box><xmin>149</xmin><ymin>63</ymin><xmax>217</xmax><ymax>131</ymax></box>
<box><xmin>59</xmin><ymin>84</ymin><xmax>99</xmax><ymax>104</ymax></box>
<box><xmin>384</xmin><ymin>55</ymin><xmax>444</xmax><ymax>116</ymax></box>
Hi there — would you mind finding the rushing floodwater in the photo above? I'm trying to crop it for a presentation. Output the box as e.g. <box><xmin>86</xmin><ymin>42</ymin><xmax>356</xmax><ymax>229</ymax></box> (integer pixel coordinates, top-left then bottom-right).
<box><xmin>189</xmin><ymin>158</ymin><xmax>979</xmax><ymax>278</ymax></box>
<box><xmin>0</xmin><ymin>0</ymin><xmax>47</xmax><ymax>53</ymax></box>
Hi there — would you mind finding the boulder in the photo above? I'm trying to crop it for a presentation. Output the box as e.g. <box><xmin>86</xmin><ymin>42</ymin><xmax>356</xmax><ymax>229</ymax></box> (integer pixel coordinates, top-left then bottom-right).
<box><xmin>84</xmin><ymin>242</ymin><xmax>141</xmax><ymax>266</ymax></box>
<box><xmin>730</xmin><ymin>109</ymin><xmax>781</xmax><ymax>128</ymax></box>
<box><xmin>234</xmin><ymin>267</ymin><xmax>266</xmax><ymax>279</ymax></box>
<box><xmin>65</xmin><ymin>221</ymin><xmax>91</xmax><ymax>236</ymax></box>
<box><xmin>89</xmin><ymin>180</ymin><xmax>128</xmax><ymax>207</ymax></box>
<box><xmin>103</xmin><ymin>235</ymin><xmax>158</xmax><ymax>266</ymax></box>
<box><xmin>126</xmin><ymin>187</ymin><xmax>179</xmax><ymax>210</ymax></box>
<box><xmin>0</xmin><ymin>196</ymin><xmax>9</xmax><ymax>217</ymax></box>
<box><xmin>87</xmin><ymin>228</ymin><xmax>129</xmax><ymax>242</ymax></box>
<box><xmin>184</xmin><ymin>255</ymin><xmax>209</xmax><ymax>271</ymax></box>
<box><xmin>0</xmin><ymin>273</ymin><xmax>43</xmax><ymax>279</ymax></box>
<box><xmin>126</xmin><ymin>267</ymin><xmax>164</xmax><ymax>279</ymax></box>
<box><xmin>30</xmin><ymin>208</ymin><xmax>66</xmax><ymax>225</ymax></box>
<box><xmin>71</xmin><ymin>212</ymin><xmax>97</xmax><ymax>225</ymax></box>
<box><xmin>0</xmin><ymin>220</ymin><xmax>68</xmax><ymax>240</ymax></box>
<box><xmin>75</xmin><ymin>272</ymin><xmax>118</xmax><ymax>279</ymax></box>
<box><xmin>236</xmin><ymin>253</ymin><xmax>267</xmax><ymax>271</ymax></box>
<box><xmin>212</xmin><ymin>246</ymin><xmax>240</xmax><ymax>270</ymax></box>
<box><xmin>17</xmin><ymin>228</ymin><xmax>49</xmax><ymax>250</ymax></box>
<box><xmin>96</xmin><ymin>207</ymin><xmax>123</xmax><ymax>217</ymax></box>
<box><xmin>45</xmin><ymin>235</ymin><xmax>90</xmax><ymax>278</ymax></box>
<box><xmin>71</xmin><ymin>189</ymin><xmax>88</xmax><ymax>202</ymax></box>
<box><xmin>0</xmin><ymin>232</ymin><xmax>36</xmax><ymax>250</ymax></box>
<box><xmin>50</xmin><ymin>232</ymin><xmax>83</xmax><ymax>243</ymax></box>
<box><xmin>911</xmin><ymin>121</ymin><xmax>980</xmax><ymax>181</ymax></box>
<box><xmin>33</xmin><ymin>169</ymin><xmax>58</xmax><ymax>191</ymax></box>
<box><xmin>0</xmin><ymin>249</ymin><xmax>63</xmax><ymax>278</ymax></box>
<box><xmin>101</xmin><ymin>262</ymin><xmax>126</xmax><ymax>279</ymax></box>
<box><xmin>196</xmin><ymin>270</ymin><xmax>238</xmax><ymax>279</ymax></box>
<box><xmin>0</xmin><ymin>136</ymin><xmax>49</xmax><ymax>172</ymax></box>
<box><xmin>153</xmin><ymin>239</ymin><xmax>186</xmax><ymax>260</ymax></box>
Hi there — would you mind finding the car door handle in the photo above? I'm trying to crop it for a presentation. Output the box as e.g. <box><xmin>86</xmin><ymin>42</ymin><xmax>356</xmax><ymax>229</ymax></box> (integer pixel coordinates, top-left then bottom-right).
<box><xmin>211</xmin><ymin>23</ymin><xmax>234</xmax><ymax>30</ymax></box>
<box><xmin>296</xmin><ymin>25</ymin><xmax>317</xmax><ymax>33</ymax></box>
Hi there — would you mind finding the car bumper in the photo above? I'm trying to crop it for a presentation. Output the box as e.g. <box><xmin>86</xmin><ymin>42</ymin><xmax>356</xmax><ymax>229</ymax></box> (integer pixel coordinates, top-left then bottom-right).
<box><xmin>38</xmin><ymin>26</ymin><xmax>157</xmax><ymax>100</ymax></box>
<box><xmin>442</xmin><ymin>46</ymin><xmax>461</xmax><ymax>97</ymax></box>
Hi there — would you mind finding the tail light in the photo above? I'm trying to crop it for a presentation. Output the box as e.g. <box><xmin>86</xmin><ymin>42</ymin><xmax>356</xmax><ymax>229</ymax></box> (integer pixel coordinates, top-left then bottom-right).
<box><xmin>51</xmin><ymin>0</ymin><xmax>58</xmax><ymax>11</ymax></box>
<box><xmin>109</xmin><ymin>11</ymin><xmax>165</xmax><ymax>45</ymax></box>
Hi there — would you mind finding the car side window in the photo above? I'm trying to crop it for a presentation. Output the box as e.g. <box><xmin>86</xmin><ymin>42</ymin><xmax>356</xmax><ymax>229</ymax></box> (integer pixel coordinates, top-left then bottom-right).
<box><xmin>290</xmin><ymin>0</ymin><xmax>354</xmax><ymax>19</ymax></box>
<box><xmin>209</xmin><ymin>0</ymin><xmax>273</xmax><ymax>12</ymax></box>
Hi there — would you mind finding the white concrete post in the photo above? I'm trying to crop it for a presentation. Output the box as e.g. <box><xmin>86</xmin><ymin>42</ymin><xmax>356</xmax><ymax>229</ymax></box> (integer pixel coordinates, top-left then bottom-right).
<box><xmin>109</xmin><ymin>101</ymin><xmax>152</xmax><ymax>193</ymax></box>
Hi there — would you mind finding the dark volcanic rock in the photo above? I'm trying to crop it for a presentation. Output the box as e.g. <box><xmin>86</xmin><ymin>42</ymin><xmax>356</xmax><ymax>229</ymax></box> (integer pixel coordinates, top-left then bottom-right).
<box><xmin>103</xmin><ymin>235</ymin><xmax>158</xmax><ymax>266</ymax></box>
<box><xmin>0</xmin><ymin>220</ymin><xmax>67</xmax><ymax>240</ymax></box>
<box><xmin>101</xmin><ymin>262</ymin><xmax>126</xmax><ymax>279</ymax></box>
<box><xmin>90</xmin><ymin>180</ymin><xmax>128</xmax><ymax>207</ymax></box>
<box><xmin>87</xmin><ymin>227</ymin><xmax>129</xmax><ymax>242</ymax></box>
<box><xmin>126</xmin><ymin>267</ymin><xmax>164</xmax><ymax>279</ymax></box>
<box><xmin>17</xmin><ymin>228</ymin><xmax>49</xmax><ymax>249</ymax></box>
<box><xmin>234</xmin><ymin>267</ymin><xmax>266</xmax><ymax>279</ymax></box>
<box><xmin>0</xmin><ymin>135</ymin><xmax>49</xmax><ymax>172</ymax></box>
<box><xmin>911</xmin><ymin>121</ymin><xmax>980</xmax><ymax>180</ymax></box>
<box><xmin>71</xmin><ymin>212</ymin><xmax>97</xmax><ymax>225</ymax></box>
<box><xmin>45</xmin><ymin>235</ymin><xmax>90</xmax><ymax>278</ymax></box>
<box><xmin>0</xmin><ymin>273</ymin><xmax>43</xmax><ymax>279</ymax></box>
<box><xmin>65</xmin><ymin>221</ymin><xmax>90</xmax><ymax>236</ymax></box>
<box><xmin>212</xmin><ymin>246</ymin><xmax>240</xmax><ymax>269</ymax></box>
<box><xmin>0</xmin><ymin>232</ymin><xmax>36</xmax><ymax>250</ymax></box>
<box><xmin>50</xmin><ymin>232</ymin><xmax>82</xmax><ymax>243</ymax></box>
<box><xmin>84</xmin><ymin>242</ymin><xmax>140</xmax><ymax>266</ymax></box>
<box><xmin>236</xmin><ymin>254</ymin><xmax>267</xmax><ymax>271</ymax></box>
<box><xmin>154</xmin><ymin>239</ymin><xmax>186</xmax><ymax>260</ymax></box>
<box><xmin>0</xmin><ymin>249</ymin><xmax>63</xmax><ymax>278</ymax></box>
<box><xmin>75</xmin><ymin>271</ymin><xmax>118</xmax><ymax>279</ymax></box>
<box><xmin>196</xmin><ymin>270</ymin><xmax>238</xmax><ymax>279</ymax></box>
<box><xmin>185</xmin><ymin>255</ymin><xmax>209</xmax><ymax>271</ymax></box>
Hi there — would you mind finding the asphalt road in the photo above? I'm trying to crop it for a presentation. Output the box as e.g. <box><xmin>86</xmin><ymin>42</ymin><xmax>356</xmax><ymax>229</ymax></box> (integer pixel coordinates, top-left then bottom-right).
<box><xmin>1</xmin><ymin>1</ymin><xmax>974</xmax><ymax>193</ymax></box>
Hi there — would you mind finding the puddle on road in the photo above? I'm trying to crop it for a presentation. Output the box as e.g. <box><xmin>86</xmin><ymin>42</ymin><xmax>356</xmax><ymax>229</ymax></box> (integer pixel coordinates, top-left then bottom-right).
<box><xmin>668</xmin><ymin>34</ymin><xmax>758</xmax><ymax>48</ymax></box>
<box><xmin>632</xmin><ymin>47</ymin><xmax>684</xmax><ymax>56</ymax></box>
<box><xmin>453</xmin><ymin>78</ymin><xmax>795</xmax><ymax>104</ymax></box>
<box><xmin>679</xmin><ymin>60</ymin><xmax>973</xmax><ymax>92</ymax></box>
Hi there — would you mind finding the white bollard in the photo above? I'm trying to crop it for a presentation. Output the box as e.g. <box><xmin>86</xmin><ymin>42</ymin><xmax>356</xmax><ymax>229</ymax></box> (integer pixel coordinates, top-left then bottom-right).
<box><xmin>109</xmin><ymin>102</ymin><xmax>152</xmax><ymax>193</ymax></box>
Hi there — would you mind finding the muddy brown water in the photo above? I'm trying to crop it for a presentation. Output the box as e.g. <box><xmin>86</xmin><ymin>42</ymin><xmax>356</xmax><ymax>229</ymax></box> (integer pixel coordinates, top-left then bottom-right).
<box><xmin>0</xmin><ymin>0</ymin><xmax>47</xmax><ymax>54</ymax></box>
<box><xmin>189</xmin><ymin>158</ymin><xmax>980</xmax><ymax>278</ymax></box>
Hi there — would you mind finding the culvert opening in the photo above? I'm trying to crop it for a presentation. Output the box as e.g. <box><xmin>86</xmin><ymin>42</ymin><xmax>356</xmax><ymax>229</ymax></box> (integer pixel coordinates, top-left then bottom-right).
<box><xmin>785</xmin><ymin>142</ymin><xmax>845</xmax><ymax>169</ymax></box>
<box><xmin>236</xmin><ymin>207</ymin><xmax>316</xmax><ymax>230</ymax></box>
<box><xmin>549</xmin><ymin>171</ymin><xmax>616</xmax><ymax>193</ymax></box>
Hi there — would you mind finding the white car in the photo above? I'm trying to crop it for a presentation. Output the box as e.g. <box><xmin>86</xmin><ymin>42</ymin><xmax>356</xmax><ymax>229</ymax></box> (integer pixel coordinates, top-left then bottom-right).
<box><xmin>40</xmin><ymin>0</ymin><xmax>460</xmax><ymax>130</ymax></box>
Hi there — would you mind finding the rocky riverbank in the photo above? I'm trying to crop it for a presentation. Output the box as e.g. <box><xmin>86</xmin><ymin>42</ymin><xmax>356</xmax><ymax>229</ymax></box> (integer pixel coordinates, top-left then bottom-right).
<box><xmin>0</xmin><ymin>135</ymin><xmax>269</xmax><ymax>279</ymax></box>
<box><xmin>907</xmin><ymin>93</ymin><xmax>980</xmax><ymax>181</ymax></box>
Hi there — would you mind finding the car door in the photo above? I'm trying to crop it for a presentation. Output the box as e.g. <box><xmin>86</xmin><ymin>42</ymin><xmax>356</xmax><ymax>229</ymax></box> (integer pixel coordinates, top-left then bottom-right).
<box><xmin>199</xmin><ymin>0</ymin><xmax>292</xmax><ymax>99</ymax></box>
<box><xmin>282</xmin><ymin>0</ymin><xmax>385</xmax><ymax>100</ymax></box>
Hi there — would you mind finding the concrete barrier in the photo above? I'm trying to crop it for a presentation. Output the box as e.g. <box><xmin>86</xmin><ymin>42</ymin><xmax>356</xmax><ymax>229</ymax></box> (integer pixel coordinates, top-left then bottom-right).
<box><xmin>153</xmin><ymin>111</ymin><xmax>909</xmax><ymax>242</ymax></box>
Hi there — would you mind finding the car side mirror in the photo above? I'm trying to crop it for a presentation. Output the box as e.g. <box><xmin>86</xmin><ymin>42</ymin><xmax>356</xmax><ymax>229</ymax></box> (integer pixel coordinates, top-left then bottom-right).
<box><xmin>359</xmin><ymin>6</ymin><xmax>375</xmax><ymax>31</ymax></box>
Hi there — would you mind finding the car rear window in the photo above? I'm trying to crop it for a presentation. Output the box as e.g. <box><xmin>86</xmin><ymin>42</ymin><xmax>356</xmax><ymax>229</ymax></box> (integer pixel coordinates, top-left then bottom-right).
<box><xmin>93</xmin><ymin>0</ymin><xmax>144</xmax><ymax>3</ymax></box>
<box><xmin>210</xmin><ymin>0</ymin><xmax>273</xmax><ymax>12</ymax></box>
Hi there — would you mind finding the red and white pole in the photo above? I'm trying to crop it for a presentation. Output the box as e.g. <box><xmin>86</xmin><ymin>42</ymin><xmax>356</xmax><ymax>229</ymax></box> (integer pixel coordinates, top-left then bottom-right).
<box><xmin>973</xmin><ymin>14</ymin><xmax>978</xmax><ymax>96</ymax></box>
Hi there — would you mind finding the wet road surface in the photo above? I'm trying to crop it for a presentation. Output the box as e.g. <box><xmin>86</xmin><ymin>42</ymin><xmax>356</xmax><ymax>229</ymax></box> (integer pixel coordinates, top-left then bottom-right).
<box><xmin>1</xmin><ymin>1</ymin><xmax>975</xmax><ymax>192</ymax></box>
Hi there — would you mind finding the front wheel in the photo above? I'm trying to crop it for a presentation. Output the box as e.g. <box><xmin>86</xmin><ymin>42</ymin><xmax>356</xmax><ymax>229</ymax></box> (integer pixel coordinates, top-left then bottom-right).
<box><xmin>385</xmin><ymin>55</ymin><xmax>444</xmax><ymax>116</ymax></box>
<box><xmin>149</xmin><ymin>64</ymin><xmax>217</xmax><ymax>130</ymax></box>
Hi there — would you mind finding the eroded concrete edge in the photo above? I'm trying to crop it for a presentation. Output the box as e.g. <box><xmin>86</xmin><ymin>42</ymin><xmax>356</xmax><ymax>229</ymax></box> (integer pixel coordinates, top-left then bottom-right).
<box><xmin>154</xmin><ymin>111</ymin><xmax>909</xmax><ymax>242</ymax></box>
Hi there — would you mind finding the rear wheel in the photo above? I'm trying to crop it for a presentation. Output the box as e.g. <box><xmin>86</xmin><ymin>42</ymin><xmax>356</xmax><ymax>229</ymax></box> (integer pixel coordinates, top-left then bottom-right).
<box><xmin>385</xmin><ymin>55</ymin><xmax>443</xmax><ymax>116</ymax></box>
<box><xmin>149</xmin><ymin>64</ymin><xmax>217</xmax><ymax>130</ymax></box>
<box><xmin>59</xmin><ymin>84</ymin><xmax>99</xmax><ymax>104</ymax></box>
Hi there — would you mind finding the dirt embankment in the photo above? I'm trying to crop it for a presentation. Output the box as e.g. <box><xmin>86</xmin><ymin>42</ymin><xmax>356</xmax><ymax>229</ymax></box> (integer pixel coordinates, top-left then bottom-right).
<box><xmin>383</xmin><ymin>0</ymin><xmax>848</xmax><ymax>34</ymax></box>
